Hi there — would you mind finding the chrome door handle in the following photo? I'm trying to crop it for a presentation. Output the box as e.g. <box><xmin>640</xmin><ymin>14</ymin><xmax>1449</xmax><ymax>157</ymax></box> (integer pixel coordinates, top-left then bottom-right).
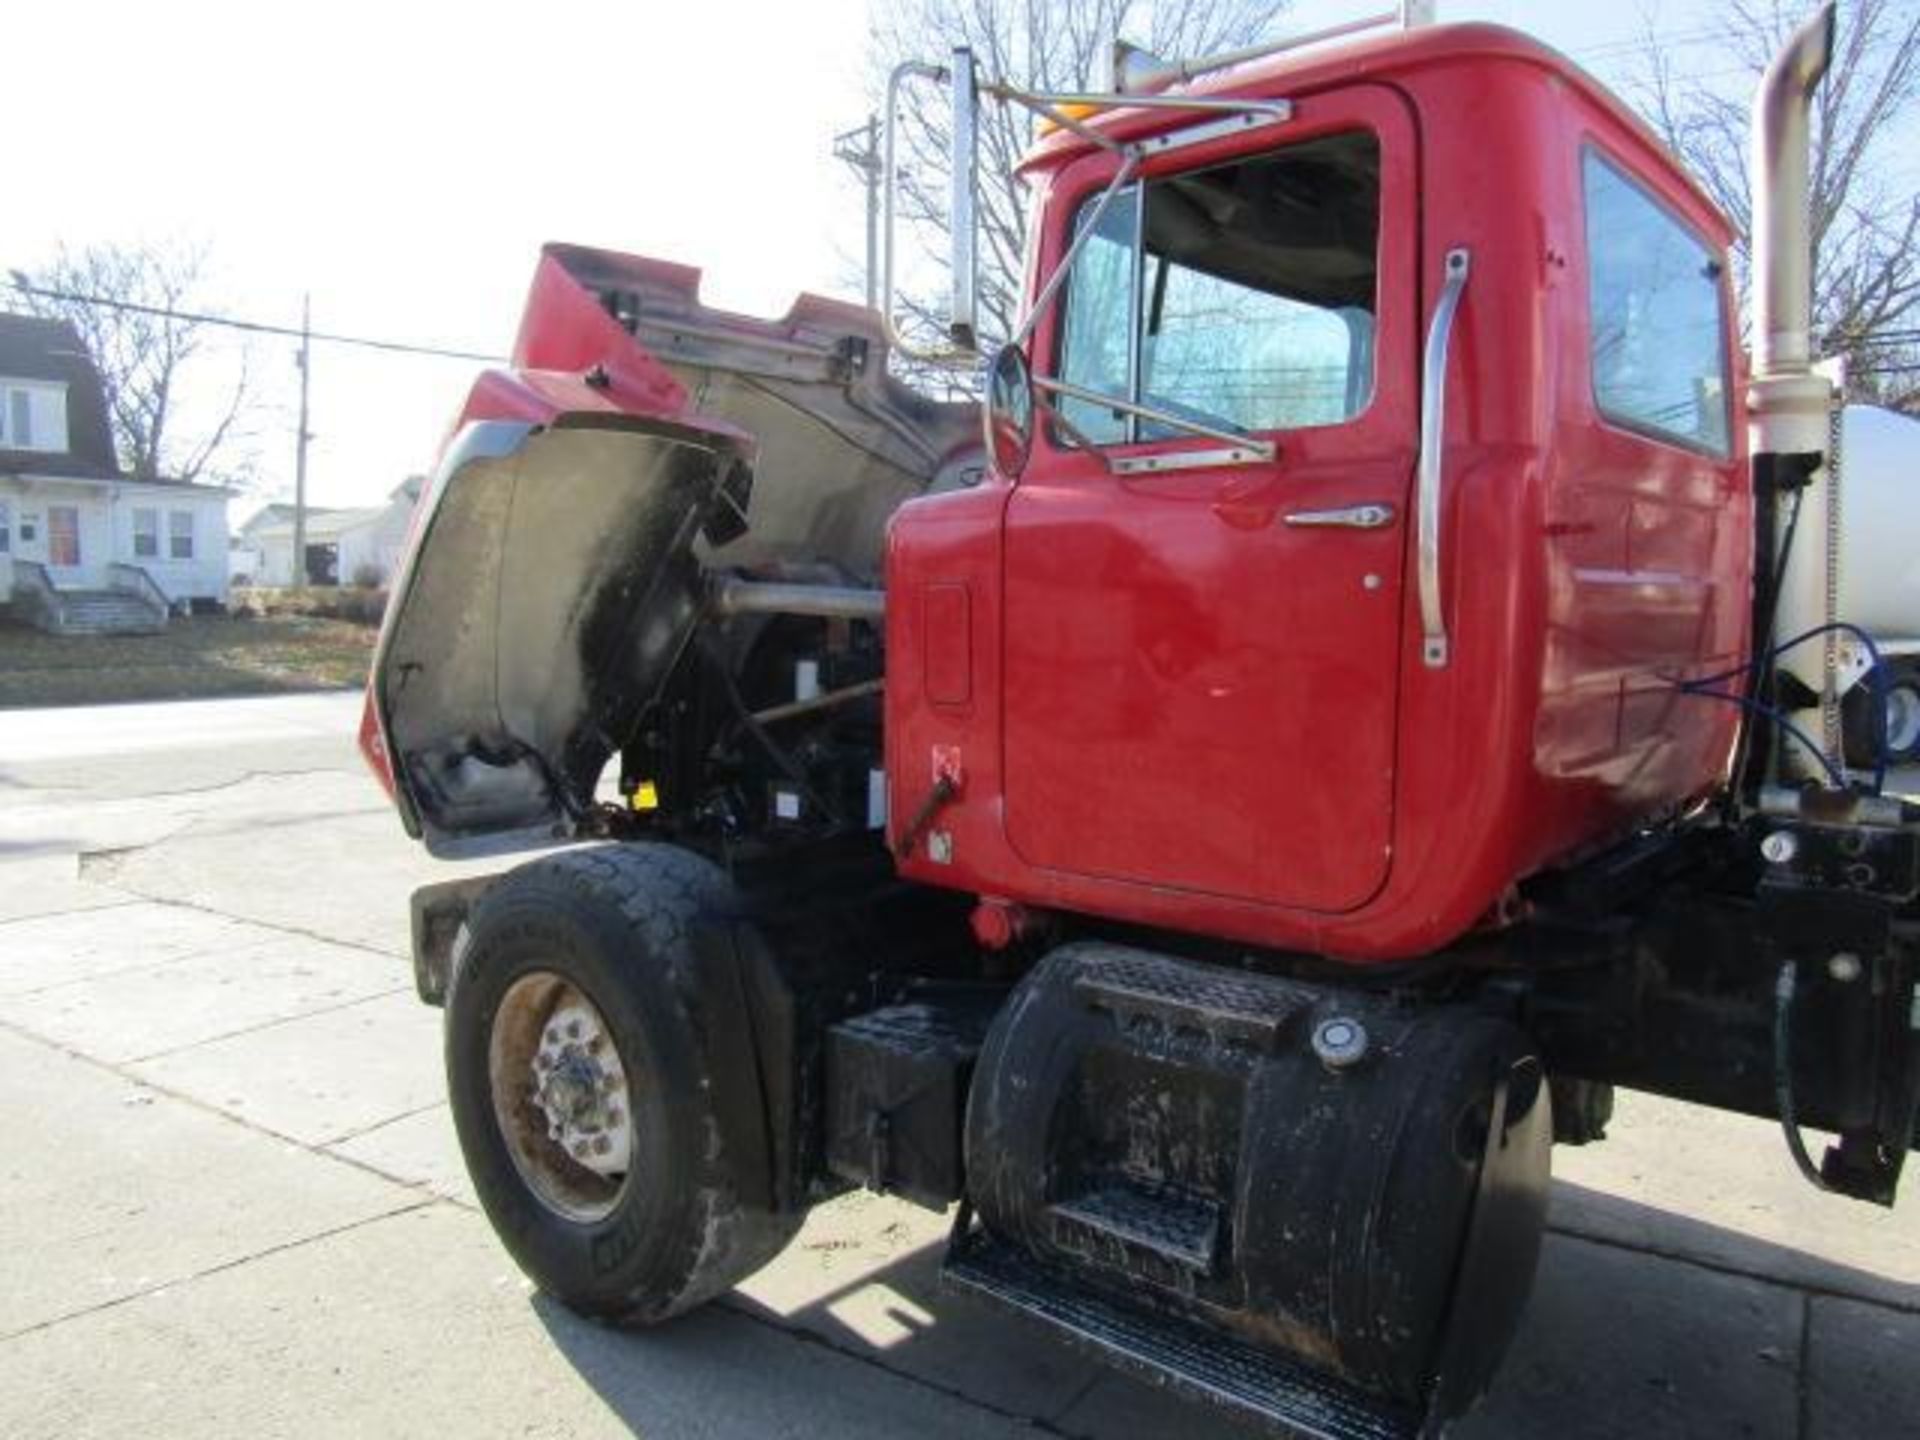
<box><xmin>1418</xmin><ymin>248</ymin><xmax>1470</xmax><ymax>669</ymax></box>
<box><xmin>1283</xmin><ymin>503</ymin><xmax>1396</xmax><ymax>529</ymax></box>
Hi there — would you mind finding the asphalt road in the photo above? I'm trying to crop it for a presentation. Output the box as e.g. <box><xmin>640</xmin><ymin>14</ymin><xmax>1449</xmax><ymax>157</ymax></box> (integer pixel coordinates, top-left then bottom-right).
<box><xmin>0</xmin><ymin>692</ymin><xmax>1915</xmax><ymax>1439</ymax></box>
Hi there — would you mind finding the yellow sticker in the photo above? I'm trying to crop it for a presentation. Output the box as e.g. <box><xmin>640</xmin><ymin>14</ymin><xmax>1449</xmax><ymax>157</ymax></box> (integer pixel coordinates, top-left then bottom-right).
<box><xmin>632</xmin><ymin>781</ymin><xmax>660</xmax><ymax>811</ymax></box>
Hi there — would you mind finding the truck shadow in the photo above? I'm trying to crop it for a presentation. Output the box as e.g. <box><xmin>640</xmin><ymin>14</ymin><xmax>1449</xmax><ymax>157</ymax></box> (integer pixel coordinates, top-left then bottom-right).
<box><xmin>533</xmin><ymin>1179</ymin><xmax>1917</xmax><ymax>1439</ymax></box>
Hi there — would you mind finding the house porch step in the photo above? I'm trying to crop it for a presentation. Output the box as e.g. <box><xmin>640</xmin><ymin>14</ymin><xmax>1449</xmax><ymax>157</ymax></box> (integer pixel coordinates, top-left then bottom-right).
<box><xmin>20</xmin><ymin>587</ymin><xmax>170</xmax><ymax>636</ymax></box>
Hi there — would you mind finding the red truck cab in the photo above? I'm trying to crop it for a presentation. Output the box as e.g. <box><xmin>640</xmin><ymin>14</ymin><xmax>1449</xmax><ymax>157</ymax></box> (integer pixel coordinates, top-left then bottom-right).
<box><xmin>889</xmin><ymin>25</ymin><xmax>1749</xmax><ymax>960</ymax></box>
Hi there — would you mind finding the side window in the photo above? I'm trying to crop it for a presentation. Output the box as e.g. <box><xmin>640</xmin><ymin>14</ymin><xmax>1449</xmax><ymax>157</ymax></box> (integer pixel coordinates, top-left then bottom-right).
<box><xmin>7</xmin><ymin>390</ymin><xmax>30</xmax><ymax>449</ymax></box>
<box><xmin>133</xmin><ymin>508</ymin><xmax>159</xmax><ymax>558</ymax></box>
<box><xmin>1057</xmin><ymin>188</ymin><xmax>1141</xmax><ymax>444</ymax></box>
<box><xmin>169</xmin><ymin>511</ymin><xmax>194</xmax><ymax>560</ymax></box>
<box><xmin>1584</xmin><ymin>150</ymin><xmax>1731</xmax><ymax>456</ymax></box>
<box><xmin>0</xmin><ymin>499</ymin><xmax>10</xmax><ymax>554</ymax></box>
<box><xmin>1056</xmin><ymin>130</ymin><xmax>1380</xmax><ymax>444</ymax></box>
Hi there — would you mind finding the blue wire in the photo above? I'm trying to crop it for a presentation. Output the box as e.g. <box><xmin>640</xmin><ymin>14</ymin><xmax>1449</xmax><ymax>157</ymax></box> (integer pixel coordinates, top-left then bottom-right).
<box><xmin>1674</xmin><ymin>620</ymin><xmax>1892</xmax><ymax>794</ymax></box>
<box><xmin>1678</xmin><ymin>683</ymin><xmax>1849</xmax><ymax>790</ymax></box>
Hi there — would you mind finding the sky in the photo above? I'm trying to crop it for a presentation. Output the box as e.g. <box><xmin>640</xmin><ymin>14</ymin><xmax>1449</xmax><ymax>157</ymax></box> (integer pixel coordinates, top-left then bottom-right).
<box><xmin>0</xmin><ymin>0</ymin><xmax>1884</xmax><ymax>518</ymax></box>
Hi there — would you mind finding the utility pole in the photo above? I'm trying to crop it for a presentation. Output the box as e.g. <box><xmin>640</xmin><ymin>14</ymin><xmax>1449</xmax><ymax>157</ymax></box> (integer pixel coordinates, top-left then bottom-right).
<box><xmin>833</xmin><ymin>115</ymin><xmax>883</xmax><ymax>309</ymax></box>
<box><xmin>293</xmin><ymin>293</ymin><xmax>311</xmax><ymax>588</ymax></box>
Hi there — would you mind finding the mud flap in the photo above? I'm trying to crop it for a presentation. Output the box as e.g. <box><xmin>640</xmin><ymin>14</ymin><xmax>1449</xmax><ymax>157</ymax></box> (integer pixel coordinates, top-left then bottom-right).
<box><xmin>1423</xmin><ymin>1056</ymin><xmax>1554</xmax><ymax>1428</ymax></box>
<box><xmin>372</xmin><ymin>415</ymin><xmax>751</xmax><ymax>855</ymax></box>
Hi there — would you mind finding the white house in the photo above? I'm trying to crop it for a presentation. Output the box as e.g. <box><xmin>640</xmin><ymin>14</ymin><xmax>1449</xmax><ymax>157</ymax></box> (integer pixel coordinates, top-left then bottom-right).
<box><xmin>241</xmin><ymin>478</ymin><xmax>419</xmax><ymax>588</ymax></box>
<box><xmin>230</xmin><ymin>501</ymin><xmax>340</xmax><ymax>587</ymax></box>
<box><xmin>0</xmin><ymin>314</ymin><xmax>231</xmax><ymax>631</ymax></box>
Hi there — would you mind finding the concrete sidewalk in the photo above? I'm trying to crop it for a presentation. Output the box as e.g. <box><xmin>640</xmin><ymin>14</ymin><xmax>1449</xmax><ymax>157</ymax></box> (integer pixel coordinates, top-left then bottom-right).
<box><xmin>1</xmin><ymin>694</ymin><xmax>1915</xmax><ymax>1438</ymax></box>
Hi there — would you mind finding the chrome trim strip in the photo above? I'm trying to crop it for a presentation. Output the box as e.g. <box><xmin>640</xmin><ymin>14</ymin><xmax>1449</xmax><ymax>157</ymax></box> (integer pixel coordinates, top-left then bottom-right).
<box><xmin>1418</xmin><ymin>248</ymin><xmax>1470</xmax><ymax>669</ymax></box>
<box><xmin>1111</xmin><ymin>446</ymin><xmax>1268</xmax><ymax>475</ymax></box>
<box><xmin>1034</xmin><ymin>375</ymin><xmax>1275</xmax><ymax>459</ymax></box>
<box><xmin>1135</xmin><ymin>106</ymin><xmax>1292</xmax><ymax>156</ymax></box>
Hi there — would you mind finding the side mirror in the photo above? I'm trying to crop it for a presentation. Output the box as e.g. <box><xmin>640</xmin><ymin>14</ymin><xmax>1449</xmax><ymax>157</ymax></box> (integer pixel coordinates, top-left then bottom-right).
<box><xmin>948</xmin><ymin>47</ymin><xmax>980</xmax><ymax>351</ymax></box>
<box><xmin>984</xmin><ymin>345</ymin><xmax>1034</xmax><ymax>478</ymax></box>
<box><xmin>882</xmin><ymin>50</ymin><xmax>981</xmax><ymax>364</ymax></box>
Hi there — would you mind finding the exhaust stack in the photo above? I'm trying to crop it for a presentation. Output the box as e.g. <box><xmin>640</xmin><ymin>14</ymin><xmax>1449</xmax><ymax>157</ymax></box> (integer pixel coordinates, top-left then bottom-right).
<box><xmin>1748</xmin><ymin>4</ymin><xmax>1839</xmax><ymax>777</ymax></box>
<box><xmin>1752</xmin><ymin>4</ymin><xmax>1836</xmax><ymax>379</ymax></box>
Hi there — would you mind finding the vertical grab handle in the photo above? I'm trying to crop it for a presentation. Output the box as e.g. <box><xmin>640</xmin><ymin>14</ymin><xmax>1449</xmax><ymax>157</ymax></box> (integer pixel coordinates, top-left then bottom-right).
<box><xmin>1419</xmin><ymin>248</ymin><xmax>1471</xmax><ymax>668</ymax></box>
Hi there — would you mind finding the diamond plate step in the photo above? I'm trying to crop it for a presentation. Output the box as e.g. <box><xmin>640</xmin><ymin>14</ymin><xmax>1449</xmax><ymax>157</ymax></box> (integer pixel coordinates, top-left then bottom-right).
<box><xmin>1050</xmin><ymin>1180</ymin><xmax>1222</xmax><ymax>1274</ymax></box>
<box><xmin>943</xmin><ymin>1230</ymin><xmax>1422</xmax><ymax>1440</ymax></box>
<box><xmin>1071</xmin><ymin>949</ymin><xmax>1310</xmax><ymax>1046</ymax></box>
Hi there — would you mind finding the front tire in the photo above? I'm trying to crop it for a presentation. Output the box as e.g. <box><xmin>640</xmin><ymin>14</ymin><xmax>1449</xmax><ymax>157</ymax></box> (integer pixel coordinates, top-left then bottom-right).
<box><xmin>444</xmin><ymin>843</ymin><xmax>799</xmax><ymax>1324</ymax></box>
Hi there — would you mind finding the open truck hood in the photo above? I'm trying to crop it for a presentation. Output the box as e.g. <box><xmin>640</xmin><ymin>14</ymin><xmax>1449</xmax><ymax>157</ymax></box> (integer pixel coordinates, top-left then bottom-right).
<box><xmin>367</xmin><ymin>244</ymin><xmax>979</xmax><ymax>855</ymax></box>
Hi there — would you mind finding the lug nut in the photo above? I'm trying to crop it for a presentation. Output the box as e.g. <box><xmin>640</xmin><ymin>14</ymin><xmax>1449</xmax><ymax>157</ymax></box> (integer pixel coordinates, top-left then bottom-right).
<box><xmin>567</xmin><ymin>1020</ymin><xmax>582</xmax><ymax>1040</ymax></box>
<box><xmin>1829</xmin><ymin>952</ymin><xmax>1864</xmax><ymax>983</ymax></box>
<box><xmin>593</xmin><ymin>1135</ymin><xmax>612</xmax><ymax>1155</ymax></box>
<box><xmin>1761</xmin><ymin>831</ymin><xmax>1799</xmax><ymax>865</ymax></box>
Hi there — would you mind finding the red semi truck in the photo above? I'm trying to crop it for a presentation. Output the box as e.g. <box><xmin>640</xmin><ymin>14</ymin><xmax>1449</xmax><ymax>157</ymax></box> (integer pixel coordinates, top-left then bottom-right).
<box><xmin>361</xmin><ymin>7</ymin><xmax>1915</xmax><ymax>1434</ymax></box>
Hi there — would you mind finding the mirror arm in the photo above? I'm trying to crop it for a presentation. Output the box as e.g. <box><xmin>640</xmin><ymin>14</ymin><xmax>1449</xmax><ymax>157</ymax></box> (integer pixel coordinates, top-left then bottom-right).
<box><xmin>882</xmin><ymin>53</ymin><xmax>1296</xmax><ymax>368</ymax></box>
<box><xmin>988</xmin><ymin>83</ymin><xmax>1291</xmax><ymax>122</ymax></box>
<box><xmin>1010</xmin><ymin>152</ymin><xmax>1142</xmax><ymax>351</ymax></box>
<box><xmin>984</xmin><ymin>85</ymin><xmax>1127</xmax><ymax>154</ymax></box>
<box><xmin>1032</xmin><ymin>392</ymin><xmax>1116</xmax><ymax>470</ymax></box>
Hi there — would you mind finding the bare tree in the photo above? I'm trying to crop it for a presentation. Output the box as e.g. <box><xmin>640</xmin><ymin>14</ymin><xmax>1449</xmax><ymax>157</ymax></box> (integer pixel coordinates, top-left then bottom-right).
<box><xmin>10</xmin><ymin>242</ymin><xmax>256</xmax><ymax>483</ymax></box>
<box><xmin>1633</xmin><ymin>0</ymin><xmax>1920</xmax><ymax>408</ymax></box>
<box><xmin>868</xmin><ymin>0</ymin><xmax>1292</xmax><ymax>362</ymax></box>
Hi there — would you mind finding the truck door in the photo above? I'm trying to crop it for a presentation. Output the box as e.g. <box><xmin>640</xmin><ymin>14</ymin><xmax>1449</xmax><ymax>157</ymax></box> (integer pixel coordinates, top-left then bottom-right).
<box><xmin>1002</xmin><ymin>87</ymin><xmax>1417</xmax><ymax>913</ymax></box>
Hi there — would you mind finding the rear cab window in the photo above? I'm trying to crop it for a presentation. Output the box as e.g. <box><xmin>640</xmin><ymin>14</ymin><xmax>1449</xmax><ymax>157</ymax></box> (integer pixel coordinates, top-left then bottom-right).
<box><xmin>1583</xmin><ymin>148</ymin><xmax>1732</xmax><ymax>456</ymax></box>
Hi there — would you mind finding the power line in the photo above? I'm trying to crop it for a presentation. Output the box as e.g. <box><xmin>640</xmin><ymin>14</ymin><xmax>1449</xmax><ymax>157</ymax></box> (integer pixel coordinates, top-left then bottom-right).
<box><xmin>1</xmin><ymin>277</ymin><xmax>506</xmax><ymax>364</ymax></box>
<box><xmin>1571</xmin><ymin>25</ymin><xmax>1730</xmax><ymax>64</ymax></box>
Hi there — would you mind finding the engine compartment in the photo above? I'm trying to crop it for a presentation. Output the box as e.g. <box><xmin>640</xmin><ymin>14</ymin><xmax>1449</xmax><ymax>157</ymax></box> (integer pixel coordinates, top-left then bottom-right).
<box><xmin>369</xmin><ymin>244</ymin><xmax>976</xmax><ymax>858</ymax></box>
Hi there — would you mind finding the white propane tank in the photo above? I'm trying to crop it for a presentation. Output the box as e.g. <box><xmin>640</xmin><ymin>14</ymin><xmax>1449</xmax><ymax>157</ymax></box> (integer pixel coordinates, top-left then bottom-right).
<box><xmin>1837</xmin><ymin>405</ymin><xmax>1920</xmax><ymax>641</ymax></box>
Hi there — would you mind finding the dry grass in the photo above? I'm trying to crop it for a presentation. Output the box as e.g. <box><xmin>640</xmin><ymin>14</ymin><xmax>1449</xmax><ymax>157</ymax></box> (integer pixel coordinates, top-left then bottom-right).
<box><xmin>0</xmin><ymin>613</ymin><xmax>376</xmax><ymax>709</ymax></box>
<box><xmin>231</xmin><ymin>585</ymin><xmax>388</xmax><ymax>626</ymax></box>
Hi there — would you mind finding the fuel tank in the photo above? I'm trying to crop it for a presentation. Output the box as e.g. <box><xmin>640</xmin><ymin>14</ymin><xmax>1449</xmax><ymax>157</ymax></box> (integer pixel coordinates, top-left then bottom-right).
<box><xmin>963</xmin><ymin>943</ymin><xmax>1552</xmax><ymax>1412</ymax></box>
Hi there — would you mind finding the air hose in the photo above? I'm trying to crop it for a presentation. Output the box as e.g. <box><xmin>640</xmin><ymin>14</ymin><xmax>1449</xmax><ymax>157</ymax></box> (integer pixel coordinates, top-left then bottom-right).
<box><xmin>1772</xmin><ymin>960</ymin><xmax>1832</xmax><ymax>1192</ymax></box>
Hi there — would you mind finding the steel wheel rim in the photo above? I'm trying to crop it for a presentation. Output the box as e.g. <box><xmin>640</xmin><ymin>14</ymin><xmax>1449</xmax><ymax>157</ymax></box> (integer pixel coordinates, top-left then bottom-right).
<box><xmin>488</xmin><ymin>970</ymin><xmax>634</xmax><ymax>1223</ymax></box>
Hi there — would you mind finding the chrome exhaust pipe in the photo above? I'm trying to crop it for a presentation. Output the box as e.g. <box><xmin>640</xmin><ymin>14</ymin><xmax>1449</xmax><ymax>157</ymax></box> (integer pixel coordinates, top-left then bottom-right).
<box><xmin>1751</xmin><ymin>3</ymin><xmax>1836</xmax><ymax>380</ymax></box>
<box><xmin>1748</xmin><ymin>4</ymin><xmax>1839</xmax><ymax>778</ymax></box>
